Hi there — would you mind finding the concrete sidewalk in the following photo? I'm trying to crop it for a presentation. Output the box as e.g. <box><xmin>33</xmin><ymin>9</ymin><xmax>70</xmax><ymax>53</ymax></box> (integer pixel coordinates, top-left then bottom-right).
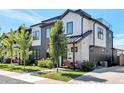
<box><xmin>0</xmin><ymin>70</ymin><xmax>69</xmax><ymax>84</ymax></box>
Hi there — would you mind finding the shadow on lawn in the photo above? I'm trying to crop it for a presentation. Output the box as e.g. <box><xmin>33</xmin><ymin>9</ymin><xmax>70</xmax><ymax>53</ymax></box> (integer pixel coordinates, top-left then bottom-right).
<box><xmin>0</xmin><ymin>64</ymin><xmax>9</xmax><ymax>68</ymax></box>
<box><xmin>0</xmin><ymin>64</ymin><xmax>39</xmax><ymax>73</ymax></box>
<box><xmin>74</xmin><ymin>75</ymin><xmax>107</xmax><ymax>83</ymax></box>
<box><xmin>61</xmin><ymin>73</ymin><xmax>82</xmax><ymax>79</ymax></box>
<box><xmin>10</xmin><ymin>67</ymin><xmax>39</xmax><ymax>73</ymax></box>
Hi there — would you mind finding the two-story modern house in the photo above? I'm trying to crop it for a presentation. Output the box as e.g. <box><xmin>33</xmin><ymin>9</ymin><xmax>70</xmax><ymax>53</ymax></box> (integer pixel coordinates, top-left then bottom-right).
<box><xmin>30</xmin><ymin>9</ymin><xmax>113</xmax><ymax>67</ymax></box>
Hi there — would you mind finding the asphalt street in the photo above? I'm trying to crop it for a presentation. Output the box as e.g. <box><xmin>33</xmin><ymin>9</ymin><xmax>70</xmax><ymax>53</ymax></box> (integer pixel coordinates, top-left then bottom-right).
<box><xmin>0</xmin><ymin>75</ymin><xmax>32</xmax><ymax>84</ymax></box>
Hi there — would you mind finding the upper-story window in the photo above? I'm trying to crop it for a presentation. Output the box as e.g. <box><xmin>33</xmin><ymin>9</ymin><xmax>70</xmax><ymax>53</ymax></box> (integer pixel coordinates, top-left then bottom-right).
<box><xmin>33</xmin><ymin>31</ymin><xmax>39</xmax><ymax>40</ymax></box>
<box><xmin>67</xmin><ymin>22</ymin><xmax>73</xmax><ymax>34</ymax></box>
<box><xmin>97</xmin><ymin>27</ymin><xmax>103</xmax><ymax>40</ymax></box>
<box><xmin>46</xmin><ymin>28</ymin><xmax>51</xmax><ymax>38</ymax></box>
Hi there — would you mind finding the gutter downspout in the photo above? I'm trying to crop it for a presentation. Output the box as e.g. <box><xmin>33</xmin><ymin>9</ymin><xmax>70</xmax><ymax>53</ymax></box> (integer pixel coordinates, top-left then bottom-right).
<box><xmin>112</xmin><ymin>32</ymin><xmax>114</xmax><ymax>63</ymax></box>
<box><xmin>93</xmin><ymin>21</ymin><xmax>96</xmax><ymax>46</ymax></box>
<box><xmin>81</xmin><ymin>16</ymin><xmax>84</xmax><ymax>35</ymax></box>
<box><xmin>93</xmin><ymin>21</ymin><xmax>96</xmax><ymax>67</ymax></box>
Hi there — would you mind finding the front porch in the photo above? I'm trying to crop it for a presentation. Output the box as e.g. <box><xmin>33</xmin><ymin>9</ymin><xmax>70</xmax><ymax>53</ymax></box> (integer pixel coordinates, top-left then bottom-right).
<box><xmin>62</xmin><ymin>31</ymin><xmax>92</xmax><ymax>69</ymax></box>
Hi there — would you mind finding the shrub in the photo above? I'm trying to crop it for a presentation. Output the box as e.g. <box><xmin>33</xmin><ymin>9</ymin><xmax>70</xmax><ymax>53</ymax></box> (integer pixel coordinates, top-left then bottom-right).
<box><xmin>80</xmin><ymin>61</ymin><xmax>95</xmax><ymax>72</ymax></box>
<box><xmin>21</xmin><ymin>60</ymin><xmax>30</xmax><ymax>66</ymax></box>
<box><xmin>37</xmin><ymin>59</ymin><xmax>54</xmax><ymax>69</ymax></box>
<box><xmin>5</xmin><ymin>58</ymin><xmax>11</xmax><ymax>63</ymax></box>
<box><xmin>25</xmin><ymin>60</ymin><xmax>30</xmax><ymax>66</ymax></box>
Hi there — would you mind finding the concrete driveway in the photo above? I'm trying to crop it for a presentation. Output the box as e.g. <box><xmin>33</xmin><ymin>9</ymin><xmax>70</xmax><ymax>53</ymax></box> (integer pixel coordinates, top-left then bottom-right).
<box><xmin>69</xmin><ymin>66</ymin><xmax>124</xmax><ymax>84</ymax></box>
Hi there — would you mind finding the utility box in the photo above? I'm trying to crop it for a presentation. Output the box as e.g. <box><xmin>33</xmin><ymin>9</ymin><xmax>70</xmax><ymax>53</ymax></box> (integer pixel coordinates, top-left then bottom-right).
<box><xmin>119</xmin><ymin>54</ymin><xmax>124</xmax><ymax>66</ymax></box>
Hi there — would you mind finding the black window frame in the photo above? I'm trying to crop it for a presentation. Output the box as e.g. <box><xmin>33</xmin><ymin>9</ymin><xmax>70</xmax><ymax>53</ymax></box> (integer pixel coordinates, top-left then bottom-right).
<box><xmin>97</xmin><ymin>27</ymin><xmax>103</xmax><ymax>40</ymax></box>
<box><xmin>33</xmin><ymin>31</ymin><xmax>40</xmax><ymax>40</ymax></box>
<box><xmin>67</xmin><ymin>22</ymin><xmax>73</xmax><ymax>34</ymax></box>
<box><xmin>33</xmin><ymin>50</ymin><xmax>40</xmax><ymax>60</ymax></box>
<box><xmin>33</xmin><ymin>50</ymin><xmax>36</xmax><ymax>59</ymax></box>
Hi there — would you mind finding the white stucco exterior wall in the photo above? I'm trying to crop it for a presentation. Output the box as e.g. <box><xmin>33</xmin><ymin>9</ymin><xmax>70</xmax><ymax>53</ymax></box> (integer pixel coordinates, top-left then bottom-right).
<box><xmin>79</xmin><ymin>35</ymin><xmax>93</xmax><ymax>62</ymax></box>
<box><xmin>83</xmin><ymin>18</ymin><xmax>93</xmax><ymax>33</ymax></box>
<box><xmin>67</xmin><ymin>44</ymin><xmax>73</xmax><ymax>62</ymax></box>
<box><xmin>31</xmin><ymin>25</ymin><xmax>41</xmax><ymax>46</ymax></box>
<box><xmin>67</xmin><ymin>34</ymin><xmax>93</xmax><ymax>63</ymax></box>
<box><xmin>61</xmin><ymin>12</ymin><xmax>82</xmax><ymax>36</ymax></box>
<box><xmin>94</xmin><ymin>23</ymin><xmax>106</xmax><ymax>47</ymax></box>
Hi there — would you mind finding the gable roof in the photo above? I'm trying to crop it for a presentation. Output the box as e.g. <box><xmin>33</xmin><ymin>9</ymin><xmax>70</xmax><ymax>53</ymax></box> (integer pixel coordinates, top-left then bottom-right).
<box><xmin>42</xmin><ymin>15</ymin><xmax>61</xmax><ymax>23</ymax></box>
<box><xmin>31</xmin><ymin>9</ymin><xmax>111</xmax><ymax>30</ymax></box>
<box><xmin>31</xmin><ymin>23</ymin><xmax>43</xmax><ymax>27</ymax></box>
<box><xmin>41</xmin><ymin>9</ymin><xmax>92</xmax><ymax>23</ymax></box>
<box><xmin>67</xmin><ymin>30</ymin><xmax>92</xmax><ymax>44</ymax></box>
<box><xmin>60</xmin><ymin>9</ymin><xmax>91</xmax><ymax>20</ymax></box>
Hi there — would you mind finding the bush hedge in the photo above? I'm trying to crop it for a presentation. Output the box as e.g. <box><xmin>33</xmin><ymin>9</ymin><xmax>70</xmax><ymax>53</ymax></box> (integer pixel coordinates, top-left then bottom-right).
<box><xmin>80</xmin><ymin>61</ymin><xmax>95</xmax><ymax>72</ymax></box>
<box><xmin>37</xmin><ymin>59</ymin><xmax>54</xmax><ymax>69</ymax></box>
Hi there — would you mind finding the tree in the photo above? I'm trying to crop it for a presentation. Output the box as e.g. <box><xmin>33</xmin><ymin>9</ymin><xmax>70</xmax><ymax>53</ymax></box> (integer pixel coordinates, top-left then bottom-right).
<box><xmin>15</xmin><ymin>25</ymin><xmax>32</xmax><ymax>69</ymax></box>
<box><xmin>0</xmin><ymin>33</ymin><xmax>6</xmax><ymax>62</ymax></box>
<box><xmin>1</xmin><ymin>29</ymin><xmax>15</xmax><ymax>64</ymax></box>
<box><xmin>49</xmin><ymin>20</ymin><xmax>67</xmax><ymax>72</ymax></box>
<box><xmin>0</xmin><ymin>28</ymin><xmax>5</xmax><ymax>63</ymax></box>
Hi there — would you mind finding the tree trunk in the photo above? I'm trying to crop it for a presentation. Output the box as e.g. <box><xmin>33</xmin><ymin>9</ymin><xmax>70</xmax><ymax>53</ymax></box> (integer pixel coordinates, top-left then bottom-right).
<box><xmin>24</xmin><ymin>58</ymin><xmax>25</xmax><ymax>71</ymax></box>
<box><xmin>10</xmin><ymin>48</ymin><xmax>13</xmax><ymax>65</ymax></box>
<box><xmin>56</xmin><ymin>57</ymin><xmax>59</xmax><ymax>73</ymax></box>
<box><xmin>11</xmin><ymin>59</ymin><xmax>13</xmax><ymax>65</ymax></box>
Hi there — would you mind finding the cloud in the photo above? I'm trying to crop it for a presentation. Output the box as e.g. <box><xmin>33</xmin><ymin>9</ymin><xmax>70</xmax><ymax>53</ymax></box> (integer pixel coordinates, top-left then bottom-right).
<box><xmin>114</xmin><ymin>33</ymin><xmax>124</xmax><ymax>50</ymax></box>
<box><xmin>25</xmin><ymin>9</ymin><xmax>46</xmax><ymax>20</ymax></box>
<box><xmin>0</xmin><ymin>9</ymin><xmax>46</xmax><ymax>23</ymax></box>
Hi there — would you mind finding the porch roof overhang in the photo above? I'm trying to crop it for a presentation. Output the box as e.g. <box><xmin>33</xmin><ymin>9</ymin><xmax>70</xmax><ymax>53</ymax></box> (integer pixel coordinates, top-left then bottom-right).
<box><xmin>67</xmin><ymin>30</ymin><xmax>92</xmax><ymax>44</ymax></box>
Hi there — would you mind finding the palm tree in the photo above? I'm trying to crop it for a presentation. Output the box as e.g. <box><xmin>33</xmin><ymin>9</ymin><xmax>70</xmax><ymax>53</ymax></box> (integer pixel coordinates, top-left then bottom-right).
<box><xmin>1</xmin><ymin>29</ymin><xmax>15</xmax><ymax>64</ymax></box>
<box><xmin>15</xmin><ymin>25</ymin><xmax>32</xmax><ymax>69</ymax></box>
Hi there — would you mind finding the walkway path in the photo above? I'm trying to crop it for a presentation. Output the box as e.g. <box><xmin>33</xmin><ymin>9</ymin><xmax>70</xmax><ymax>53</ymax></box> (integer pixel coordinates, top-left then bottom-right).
<box><xmin>0</xmin><ymin>69</ymin><xmax>69</xmax><ymax>84</ymax></box>
<box><xmin>1</xmin><ymin>66</ymin><xmax>124</xmax><ymax>84</ymax></box>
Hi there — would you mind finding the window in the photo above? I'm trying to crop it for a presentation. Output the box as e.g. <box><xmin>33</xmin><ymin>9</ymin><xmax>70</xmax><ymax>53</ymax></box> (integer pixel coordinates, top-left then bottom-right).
<box><xmin>71</xmin><ymin>47</ymin><xmax>78</xmax><ymax>52</ymax></box>
<box><xmin>97</xmin><ymin>27</ymin><xmax>103</xmax><ymax>40</ymax></box>
<box><xmin>46</xmin><ymin>28</ymin><xmax>51</xmax><ymax>38</ymax></box>
<box><xmin>33</xmin><ymin>31</ymin><xmax>39</xmax><ymax>40</ymax></box>
<box><xmin>33</xmin><ymin>50</ymin><xmax>40</xmax><ymax>59</ymax></box>
<box><xmin>67</xmin><ymin>22</ymin><xmax>73</xmax><ymax>34</ymax></box>
<box><xmin>33</xmin><ymin>50</ymin><xmax>36</xmax><ymax>59</ymax></box>
<box><xmin>36</xmin><ymin>50</ymin><xmax>40</xmax><ymax>59</ymax></box>
<box><xmin>101</xmin><ymin>48</ymin><xmax>105</xmax><ymax>54</ymax></box>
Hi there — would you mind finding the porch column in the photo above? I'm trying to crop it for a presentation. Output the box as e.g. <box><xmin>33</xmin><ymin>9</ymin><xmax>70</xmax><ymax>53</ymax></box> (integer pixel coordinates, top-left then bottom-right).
<box><xmin>73</xmin><ymin>43</ymin><xmax>75</xmax><ymax>71</ymax></box>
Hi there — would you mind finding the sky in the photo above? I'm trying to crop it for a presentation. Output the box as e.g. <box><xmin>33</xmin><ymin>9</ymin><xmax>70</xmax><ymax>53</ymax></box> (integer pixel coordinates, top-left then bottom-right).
<box><xmin>0</xmin><ymin>9</ymin><xmax>124</xmax><ymax>50</ymax></box>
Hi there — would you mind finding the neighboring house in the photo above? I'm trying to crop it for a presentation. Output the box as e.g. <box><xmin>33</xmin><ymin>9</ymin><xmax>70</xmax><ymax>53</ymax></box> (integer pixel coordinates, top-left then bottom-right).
<box><xmin>0</xmin><ymin>27</ymin><xmax>31</xmax><ymax>64</ymax></box>
<box><xmin>30</xmin><ymin>9</ymin><xmax>115</xmax><ymax>67</ymax></box>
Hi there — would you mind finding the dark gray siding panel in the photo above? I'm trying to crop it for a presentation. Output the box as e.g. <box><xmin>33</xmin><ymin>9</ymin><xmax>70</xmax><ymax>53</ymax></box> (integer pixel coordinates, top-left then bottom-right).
<box><xmin>106</xmin><ymin>29</ymin><xmax>113</xmax><ymax>64</ymax></box>
<box><xmin>30</xmin><ymin>46</ymin><xmax>46</xmax><ymax>59</ymax></box>
<box><xmin>106</xmin><ymin>30</ymin><xmax>113</xmax><ymax>49</ymax></box>
<box><xmin>30</xmin><ymin>25</ymin><xmax>54</xmax><ymax>60</ymax></box>
<box><xmin>89</xmin><ymin>46</ymin><xmax>112</xmax><ymax>66</ymax></box>
<box><xmin>30</xmin><ymin>27</ymin><xmax>47</xmax><ymax>59</ymax></box>
<box><xmin>41</xmin><ymin>27</ymin><xmax>47</xmax><ymax>51</ymax></box>
<box><xmin>113</xmin><ymin>49</ymin><xmax>119</xmax><ymax>65</ymax></box>
<box><xmin>89</xmin><ymin>29</ymin><xmax>113</xmax><ymax>66</ymax></box>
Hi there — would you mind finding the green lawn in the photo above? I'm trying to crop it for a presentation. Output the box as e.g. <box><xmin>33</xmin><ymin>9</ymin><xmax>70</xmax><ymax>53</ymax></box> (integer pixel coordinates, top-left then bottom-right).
<box><xmin>0</xmin><ymin>63</ymin><xmax>47</xmax><ymax>73</ymax></box>
<box><xmin>33</xmin><ymin>71</ymin><xmax>87</xmax><ymax>82</ymax></box>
